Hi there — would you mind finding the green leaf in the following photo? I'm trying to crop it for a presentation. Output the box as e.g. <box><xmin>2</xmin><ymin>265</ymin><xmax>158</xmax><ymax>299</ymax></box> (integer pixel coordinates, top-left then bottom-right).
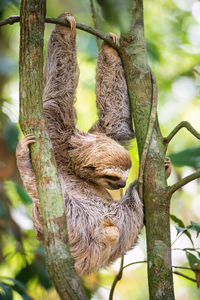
<box><xmin>170</xmin><ymin>214</ymin><xmax>185</xmax><ymax>228</ymax></box>
<box><xmin>171</xmin><ymin>215</ymin><xmax>194</xmax><ymax>245</ymax></box>
<box><xmin>175</xmin><ymin>226</ymin><xmax>188</xmax><ymax>235</ymax></box>
<box><xmin>169</xmin><ymin>148</ymin><xmax>200</xmax><ymax>168</ymax></box>
<box><xmin>186</xmin><ymin>252</ymin><xmax>200</xmax><ymax>269</ymax></box>
<box><xmin>0</xmin><ymin>283</ymin><xmax>13</xmax><ymax>300</ymax></box>
<box><xmin>188</xmin><ymin>221</ymin><xmax>200</xmax><ymax>238</ymax></box>
<box><xmin>15</xmin><ymin>183</ymin><xmax>32</xmax><ymax>205</ymax></box>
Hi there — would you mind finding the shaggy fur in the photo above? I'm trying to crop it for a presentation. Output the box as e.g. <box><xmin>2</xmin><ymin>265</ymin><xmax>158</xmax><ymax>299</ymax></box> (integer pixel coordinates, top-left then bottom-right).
<box><xmin>16</xmin><ymin>13</ymin><xmax>144</xmax><ymax>276</ymax></box>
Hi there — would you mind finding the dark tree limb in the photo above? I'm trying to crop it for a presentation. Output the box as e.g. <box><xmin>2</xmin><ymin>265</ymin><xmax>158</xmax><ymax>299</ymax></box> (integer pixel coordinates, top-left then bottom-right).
<box><xmin>0</xmin><ymin>15</ymin><xmax>117</xmax><ymax>48</ymax></box>
<box><xmin>173</xmin><ymin>271</ymin><xmax>196</xmax><ymax>283</ymax></box>
<box><xmin>168</xmin><ymin>169</ymin><xmax>200</xmax><ymax>196</ymax></box>
<box><xmin>164</xmin><ymin>121</ymin><xmax>200</xmax><ymax>145</ymax></box>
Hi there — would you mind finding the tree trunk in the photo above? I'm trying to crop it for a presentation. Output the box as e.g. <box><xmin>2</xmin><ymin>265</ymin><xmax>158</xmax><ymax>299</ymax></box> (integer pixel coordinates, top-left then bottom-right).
<box><xmin>120</xmin><ymin>0</ymin><xmax>175</xmax><ymax>299</ymax></box>
<box><xmin>19</xmin><ymin>0</ymin><xmax>87</xmax><ymax>299</ymax></box>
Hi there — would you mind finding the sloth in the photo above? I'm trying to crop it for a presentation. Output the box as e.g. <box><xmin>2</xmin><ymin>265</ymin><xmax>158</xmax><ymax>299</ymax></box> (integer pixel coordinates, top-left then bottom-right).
<box><xmin>16</xmin><ymin>13</ymin><xmax>170</xmax><ymax>276</ymax></box>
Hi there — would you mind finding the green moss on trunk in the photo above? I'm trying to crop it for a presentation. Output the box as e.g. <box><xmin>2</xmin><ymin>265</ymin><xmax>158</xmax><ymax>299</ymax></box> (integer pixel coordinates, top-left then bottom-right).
<box><xmin>120</xmin><ymin>0</ymin><xmax>175</xmax><ymax>298</ymax></box>
<box><xmin>19</xmin><ymin>0</ymin><xmax>87</xmax><ymax>299</ymax></box>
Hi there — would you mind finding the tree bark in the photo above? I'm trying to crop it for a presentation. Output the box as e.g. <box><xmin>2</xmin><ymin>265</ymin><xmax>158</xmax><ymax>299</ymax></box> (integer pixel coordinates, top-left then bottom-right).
<box><xmin>120</xmin><ymin>0</ymin><xmax>175</xmax><ymax>299</ymax></box>
<box><xmin>19</xmin><ymin>0</ymin><xmax>87</xmax><ymax>299</ymax></box>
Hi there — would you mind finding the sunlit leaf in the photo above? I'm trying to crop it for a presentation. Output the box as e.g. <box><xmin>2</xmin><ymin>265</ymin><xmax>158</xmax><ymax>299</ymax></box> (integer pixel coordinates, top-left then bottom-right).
<box><xmin>171</xmin><ymin>214</ymin><xmax>185</xmax><ymax>228</ymax></box>
<box><xmin>169</xmin><ymin>148</ymin><xmax>200</xmax><ymax>168</ymax></box>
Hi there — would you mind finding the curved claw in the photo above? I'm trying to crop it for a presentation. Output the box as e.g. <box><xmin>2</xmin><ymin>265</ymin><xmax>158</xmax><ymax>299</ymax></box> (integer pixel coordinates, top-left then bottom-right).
<box><xmin>58</xmin><ymin>12</ymin><xmax>76</xmax><ymax>31</ymax></box>
<box><xmin>22</xmin><ymin>134</ymin><xmax>36</xmax><ymax>147</ymax></box>
<box><xmin>66</xmin><ymin>15</ymin><xmax>76</xmax><ymax>30</ymax></box>
<box><xmin>108</xmin><ymin>32</ymin><xmax>119</xmax><ymax>46</ymax></box>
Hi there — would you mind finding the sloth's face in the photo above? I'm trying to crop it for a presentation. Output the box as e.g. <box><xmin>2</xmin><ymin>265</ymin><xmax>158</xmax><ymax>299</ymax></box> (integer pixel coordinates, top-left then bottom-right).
<box><xmin>69</xmin><ymin>132</ymin><xmax>132</xmax><ymax>189</ymax></box>
<box><xmin>92</xmin><ymin>167</ymin><xmax>131</xmax><ymax>190</ymax></box>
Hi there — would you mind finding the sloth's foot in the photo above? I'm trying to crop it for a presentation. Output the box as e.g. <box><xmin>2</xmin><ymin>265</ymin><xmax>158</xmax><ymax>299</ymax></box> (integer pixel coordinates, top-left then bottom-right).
<box><xmin>58</xmin><ymin>12</ymin><xmax>76</xmax><ymax>30</ymax></box>
<box><xmin>102</xmin><ymin>219</ymin><xmax>119</xmax><ymax>245</ymax></box>
<box><xmin>16</xmin><ymin>134</ymin><xmax>36</xmax><ymax>158</ymax></box>
<box><xmin>108</xmin><ymin>32</ymin><xmax>119</xmax><ymax>46</ymax></box>
<box><xmin>165</xmin><ymin>157</ymin><xmax>171</xmax><ymax>179</ymax></box>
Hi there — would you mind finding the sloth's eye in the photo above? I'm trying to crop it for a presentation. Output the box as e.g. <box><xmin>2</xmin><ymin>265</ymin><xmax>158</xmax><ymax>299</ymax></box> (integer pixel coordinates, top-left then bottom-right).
<box><xmin>103</xmin><ymin>175</ymin><xmax>120</xmax><ymax>181</ymax></box>
<box><xmin>85</xmin><ymin>166</ymin><xmax>96</xmax><ymax>171</ymax></box>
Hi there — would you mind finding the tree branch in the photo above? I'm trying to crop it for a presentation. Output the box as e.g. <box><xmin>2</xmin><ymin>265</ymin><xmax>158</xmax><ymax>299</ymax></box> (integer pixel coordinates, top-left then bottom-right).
<box><xmin>164</xmin><ymin>121</ymin><xmax>200</xmax><ymax>145</ymax></box>
<box><xmin>173</xmin><ymin>266</ymin><xmax>199</xmax><ymax>272</ymax></box>
<box><xmin>173</xmin><ymin>271</ymin><xmax>196</xmax><ymax>283</ymax></box>
<box><xmin>0</xmin><ymin>15</ymin><xmax>19</xmax><ymax>26</ymax></box>
<box><xmin>0</xmin><ymin>15</ymin><xmax>118</xmax><ymax>48</ymax></box>
<box><xmin>109</xmin><ymin>255</ymin><xmax>124</xmax><ymax>300</ymax></box>
<box><xmin>168</xmin><ymin>169</ymin><xmax>200</xmax><ymax>196</ymax></box>
<box><xmin>122</xmin><ymin>260</ymin><xmax>147</xmax><ymax>270</ymax></box>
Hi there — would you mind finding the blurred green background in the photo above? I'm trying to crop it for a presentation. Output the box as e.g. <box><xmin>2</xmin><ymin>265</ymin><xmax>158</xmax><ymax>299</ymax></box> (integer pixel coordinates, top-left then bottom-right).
<box><xmin>0</xmin><ymin>0</ymin><xmax>200</xmax><ymax>299</ymax></box>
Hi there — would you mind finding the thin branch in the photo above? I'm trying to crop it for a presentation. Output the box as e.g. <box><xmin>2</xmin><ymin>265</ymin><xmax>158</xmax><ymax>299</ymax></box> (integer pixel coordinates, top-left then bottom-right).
<box><xmin>173</xmin><ymin>266</ymin><xmax>199</xmax><ymax>272</ymax></box>
<box><xmin>172</xmin><ymin>248</ymin><xmax>200</xmax><ymax>251</ymax></box>
<box><xmin>109</xmin><ymin>255</ymin><xmax>124</xmax><ymax>300</ymax></box>
<box><xmin>0</xmin><ymin>15</ymin><xmax>19</xmax><ymax>26</ymax></box>
<box><xmin>171</xmin><ymin>231</ymin><xmax>185</xmax><ymax>246</ymax></box>
<box><xmin>122</xmin><ymin>260</ymin><xmax>147</xmax><ymax>270</ymax></box>
<box><xmin>164</xmin><ymin>121</ymin><xmax>200</xmax><ymax>145</ymax></box>
<box><xmin>168</xmin><ymin>169</ymin><xmax>200</xmax><ymax>196</ymax></box>
<box><xmin>0</xmin><ymin>15</ymin><xmax>118</xmax><ymax>48</ymax></box>
<box><xmin>173</xmin><ymin>271</ymin><xmax>196</xmax><ymax>283</ymax></box>
<box><xmin>138</xmin><ymin>70</ymin><xmax>158</xmax><ymax>199</ymax></box>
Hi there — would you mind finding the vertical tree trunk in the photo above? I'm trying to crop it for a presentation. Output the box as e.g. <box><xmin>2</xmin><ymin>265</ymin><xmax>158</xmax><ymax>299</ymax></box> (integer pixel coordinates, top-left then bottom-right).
<box><xmin>19</xmin><ymin>0</ymin><xmax>87</xmax><ymax>299</ymax></box>
<box><xmin>120</xmin><ymin>0</ymin><xmax>175</xmax><ymax>299</ymax></box>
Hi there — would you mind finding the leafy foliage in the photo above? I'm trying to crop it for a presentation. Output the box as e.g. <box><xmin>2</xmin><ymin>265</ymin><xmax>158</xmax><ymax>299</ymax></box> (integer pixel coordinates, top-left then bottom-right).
<box><xmin>169</xmin><ymin>148</ymin><xmax>200</xmax><ymax>168</ymax></box>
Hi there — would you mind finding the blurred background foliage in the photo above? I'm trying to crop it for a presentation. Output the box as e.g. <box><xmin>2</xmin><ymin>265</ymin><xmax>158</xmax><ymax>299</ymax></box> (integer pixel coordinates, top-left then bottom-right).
<box><xmin>0</xmin><ymin>0</ymin><xmax>200</xmax><ymax>299</ymax></box>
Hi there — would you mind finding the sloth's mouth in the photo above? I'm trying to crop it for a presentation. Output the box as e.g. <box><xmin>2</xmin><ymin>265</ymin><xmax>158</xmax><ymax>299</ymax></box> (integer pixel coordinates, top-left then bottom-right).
<box><xmin>107</xmin><ymin>180</ymin><xmax>126</xmax><ymax>190</ymax></box>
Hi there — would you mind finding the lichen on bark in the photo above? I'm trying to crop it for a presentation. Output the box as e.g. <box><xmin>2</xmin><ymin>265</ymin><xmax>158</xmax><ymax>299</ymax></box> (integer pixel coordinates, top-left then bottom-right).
<box><xmin>19</xmin><ymin>0</ymin><xmax>87</xmax><ymax>299</ymax></box>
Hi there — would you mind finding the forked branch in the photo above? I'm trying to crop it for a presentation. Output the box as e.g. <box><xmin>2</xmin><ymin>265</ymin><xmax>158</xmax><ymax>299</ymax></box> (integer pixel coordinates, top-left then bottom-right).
<box><xmin>164</xmin><ymin>121</ymin><xmax>200</xmax><ymax>145</ymax></box>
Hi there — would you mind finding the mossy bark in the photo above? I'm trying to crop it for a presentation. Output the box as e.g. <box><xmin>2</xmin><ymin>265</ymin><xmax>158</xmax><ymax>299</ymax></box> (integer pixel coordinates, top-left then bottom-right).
<box><xmin>19</xmin><ymin>0</ymin><xmax>87</xmax><ymax>299</ymax></box>
<box><xmin>120</xmin><ymin>1</ymin><xmax>175</xmax><ymax>299</ymax></box>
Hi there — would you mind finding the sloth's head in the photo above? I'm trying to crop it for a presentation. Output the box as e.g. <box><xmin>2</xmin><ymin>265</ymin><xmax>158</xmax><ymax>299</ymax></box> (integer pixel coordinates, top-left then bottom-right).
<box><xmin>68</xmin><ymin>132</ymin><xmax>132</xmax><ymax>190</ymax></box>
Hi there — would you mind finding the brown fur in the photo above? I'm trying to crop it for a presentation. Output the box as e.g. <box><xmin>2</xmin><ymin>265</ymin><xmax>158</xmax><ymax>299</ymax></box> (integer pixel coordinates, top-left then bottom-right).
<box><xmin>16</xmin><ymin>13</ymin><xmax>143</xmax><ymax>276</ymax></box>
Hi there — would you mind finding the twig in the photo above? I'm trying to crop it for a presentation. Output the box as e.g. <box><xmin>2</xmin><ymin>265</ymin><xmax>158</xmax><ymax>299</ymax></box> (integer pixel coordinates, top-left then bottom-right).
<box><xmin>168</xmin><ymin>169</ymin><xmax>200</xmax><ymax>196</ymax></box>
<box><xmin>164</xmin><ymin>121</ymin><xmax>200</xmax><ymax>145</ymax></box>
<box><xmin>173</xmin><ymin>265</ymin><xmax>199</xmax><ymax>272</ymax></box>
<box><xmin>171</xmin><ymin>231</ymin><xmax>185</xmax><ymax>246</ymax></box>
<box><xmin>109</xmin><ymin>255</ymin><xmax>124</xmax><ymax>300</ymax></box>
<box><xmin>122</xmin><ymin>260</ymin><xmax>147</xmax><ymax>270</ymax></box>
<box><xmin>138</xmin><ymin>69</ymin><xmax>158</xmax><ymax>200</ymax></box>
<box><xmin>0</xmin><ymin>15</ymin><xmax>118</xmax><ymax>49</ymax></box>
<box><xmin>172</xmin><ymin>248</ymin><xmax>200</xmax><ymax>251</ymax></box>
<box><xmin>173</xmin><ymin>271</ymin><xmax>196</xmax><ymax>283</ymax></box>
